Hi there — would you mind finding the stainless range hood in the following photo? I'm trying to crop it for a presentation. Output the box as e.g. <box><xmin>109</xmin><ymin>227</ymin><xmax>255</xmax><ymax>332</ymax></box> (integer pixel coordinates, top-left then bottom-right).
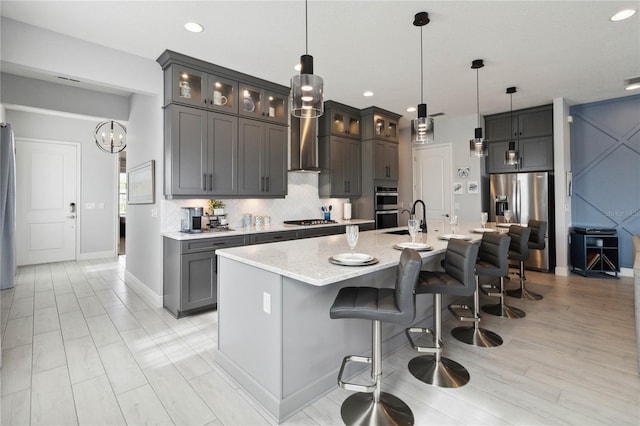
<box><xmin>289</xmin><ymin>116</ymin><xmax>322</xmax><ymax>172</ymax></box>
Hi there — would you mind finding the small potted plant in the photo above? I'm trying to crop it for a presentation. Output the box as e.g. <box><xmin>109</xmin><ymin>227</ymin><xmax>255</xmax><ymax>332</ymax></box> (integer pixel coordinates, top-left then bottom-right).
<box><xmin>208</xmin><ymin>199</ymin><xmax>225</xmax><ymax>216</ymax></box>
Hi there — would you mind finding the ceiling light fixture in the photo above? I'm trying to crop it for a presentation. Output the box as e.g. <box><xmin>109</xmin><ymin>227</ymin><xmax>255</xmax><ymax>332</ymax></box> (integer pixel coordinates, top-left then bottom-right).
<box><xmin>184</xmin><ymin>22</ymin><xmax>204</xmax><ymax>33</ymax></box>
<box><xmin>610</xmin><ymin>9</ymin><xmax>637</xmax><ymax>21</ymax></box>
<box><xmin>406</xmin><ymin>106</ymin><xmax>416</xmax><ymax>112</ymax></box>
<box><xmin>504</xmin><ymin>87</ymin><xmax>518</xmax><ymax>166</ymax></box>
<box><xmin>469</xmin><ymin>59</ymin><xmax>488</xmax><ymax>157</ymax></box>
<box><xmin>94</xmin><ymin>120</ymin><xmax>126</xmax><ymax>154</ymax></box>
<box><xmin>290</xmin><ymin>0</ymin><xmax>323</xmax><ymax>118</ymax></box>
<box><xmin>363</xmin><ymin>91</ymin><xmax>374</xmax><ymax>97</ymax></box>
<box><xmin>624</xmin><ymin>76</ymin><xmax>640</xmax><ymax>90</ymax></box>
<box><xmin>412</xmin><ymin>11</ymin><xmax>433</xmax><ymax>144</ymax></box>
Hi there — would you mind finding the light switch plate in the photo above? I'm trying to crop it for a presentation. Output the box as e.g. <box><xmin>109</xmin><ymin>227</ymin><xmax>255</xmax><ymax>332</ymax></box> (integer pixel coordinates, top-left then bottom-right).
<box><xmin>263</xmin><ymin>292</ymin><xmax>271</xmax><ymax>315</ymax></box>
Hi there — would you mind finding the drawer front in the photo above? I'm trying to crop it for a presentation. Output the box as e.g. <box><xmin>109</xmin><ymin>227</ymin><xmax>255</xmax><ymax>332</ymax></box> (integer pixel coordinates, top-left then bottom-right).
<box><xmin>301</xmin><ymin>226</ymin><xmax>344</xmax><ymax>239</ymax></box>
<box><xmin>250</xmin><ymin>231</ymin><xmax>299</xmax><ymax>245</ymax></box>
<box><xmin>181</xmin><ymin>235</ymin><xmax>247</xmax><ymax>253</ymax></box>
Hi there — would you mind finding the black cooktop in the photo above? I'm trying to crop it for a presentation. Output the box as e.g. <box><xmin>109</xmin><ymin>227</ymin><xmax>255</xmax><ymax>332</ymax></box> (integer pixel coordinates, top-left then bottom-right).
<box><xmin>284</xmin><ymin>219</ymin><xmax>338</xmax><ymax>226</ymax></box>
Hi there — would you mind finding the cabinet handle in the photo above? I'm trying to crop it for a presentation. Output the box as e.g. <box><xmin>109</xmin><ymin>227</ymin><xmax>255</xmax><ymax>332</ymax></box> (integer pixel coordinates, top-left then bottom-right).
<box><xmin>203</xmin><ymin>174</ymin><xmax>207</xmax><ymax>190</ymax></box>
<box><xmin>209</xmin><ymin>174</ymin><xmax>213</xmax><ymax>191</ymax></box>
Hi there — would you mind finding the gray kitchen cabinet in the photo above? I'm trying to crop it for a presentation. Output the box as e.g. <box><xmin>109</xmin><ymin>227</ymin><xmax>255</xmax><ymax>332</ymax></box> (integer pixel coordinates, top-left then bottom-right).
<box><xmin>485</xmin><ymin>104</ymin><xmax>553</xmax><ymax>173</ymax></box>
<box><xmin>238</xmin><ymin>118</ymin><xmax>287</xmax><ymax>197</ymax></box>
<box><xmin>163</xmin><ymin>235</ymin><xmax>247</xmax><ymax>318</ymax></box>
<box><xmin>361</xmin><ymin>107</ymin><xmax>400</xmax><ymax>142</ymax></box>
<box><xmin>238</xmin><ymin>82</ymin><xmax>289</xmax><ymax>125</ymax></box>
<box><xmin>318</xmin><ymin>101</ymin><xmax>362</xmax><ymax>198</ymax></box>
<box><xmin>374</xmin><ymin>140</ymin><xmax>399</xmax><ymax>181</ymax></box>
<box><xmin>250</xmin><ymin>231</ymin><xmax>299</xmax><ymax>245</ymax></box>
<box><xmin>165</xmin><ymin>64</ymin><xmax>239</xmax><ymax>114</ymax></box>
<box><xmin>165</xmin><ymin>105</ymin><xmax>237</xmax><ymax>197</ymax></box>
<box><xmin>318</xmin><ymin>136</ymin><xmax>361</xmax><ymax>198</ymax></box>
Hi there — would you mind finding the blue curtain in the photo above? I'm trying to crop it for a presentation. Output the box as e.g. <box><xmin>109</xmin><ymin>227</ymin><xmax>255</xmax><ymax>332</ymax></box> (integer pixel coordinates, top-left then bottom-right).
<box><xmin>0</xmin><ymin>123</ymin><xmax>16</xmax><ymax>289</ymax></box>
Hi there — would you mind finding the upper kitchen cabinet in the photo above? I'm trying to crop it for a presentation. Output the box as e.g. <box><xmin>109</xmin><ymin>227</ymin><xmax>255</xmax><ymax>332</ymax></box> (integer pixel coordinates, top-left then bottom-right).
<box><xmin>374</xmin><ymin>140</ymin><xmax>399</xmax><ymax>181</ymax></box>
<box><xmin>361</xmin><ymin>107</ymin><xmax>401</xmax><ymax>142</ymax></box>
<box><xmin>158</xmin><ymin>50</ymin><xmax>290</xmax><ymax>198</ymax></box>
<box><xmin>320</xmin><ymin>101</ymin><xmax>361</xmax><ymax>139</ymax></box>
<box><xmin>485</xmin><ymin>104</ymin><xmax>553</xmax><ymax>173</ymax></box>
<box><xmin>238</xmin><ymin>118</ymin><xmax>287</xmax><ymax>197</ymax></box>
<box><xmin>168</xmin><ymin>65</ymin><xmax>239</xmax><ymax>114</ymax></box>
<box><xmin>164</xmin><ymin>105</ymin><xmax>237</xmax><ymax>197</ymax></box>
<box><xmin>318</xmin><ymin>135</ymin><xmax>361</xmax><ymax>198</ymax></box>
<box><xmin>238</xmin><ymin>83</ymin><xmax>288</xmax><ymax>125</ymax></box>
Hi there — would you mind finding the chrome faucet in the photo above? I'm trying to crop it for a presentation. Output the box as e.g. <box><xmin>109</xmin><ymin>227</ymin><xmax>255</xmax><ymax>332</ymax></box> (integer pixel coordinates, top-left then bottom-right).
<box><xmin>411</xmin><ymin>200</ymin><xmax>428</xmax><ymax>233</ymax></box>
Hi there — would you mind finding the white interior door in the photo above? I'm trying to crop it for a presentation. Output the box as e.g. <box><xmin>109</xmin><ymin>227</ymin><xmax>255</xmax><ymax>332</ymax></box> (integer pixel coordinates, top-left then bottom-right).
<box><xmin>16</xmin><ymin>139</ymin><xmax>79</xmax><ymax>265</ymax></box>
<box><xmin>413</xmin><ymin>144</ymin><xmax>452</xmax><ymax>233</ymax></box>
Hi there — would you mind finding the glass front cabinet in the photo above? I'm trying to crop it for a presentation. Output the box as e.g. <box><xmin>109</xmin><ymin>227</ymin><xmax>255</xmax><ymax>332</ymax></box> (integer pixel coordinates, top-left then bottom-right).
<box><xmin>238</xmin><ymin>83</ymin><xmax>288</xmax><ymax>125</ymax></box>
<box><xmin>170</xmin><ymin>65</ymin><xmax>239</xmax><ymax>114</ymax></box>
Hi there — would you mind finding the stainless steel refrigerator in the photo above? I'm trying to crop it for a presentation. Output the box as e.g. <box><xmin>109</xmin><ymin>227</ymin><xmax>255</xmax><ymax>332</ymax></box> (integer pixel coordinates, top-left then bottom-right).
<box><xmin>489</xmin><ymin>172</ymin><xmax>554</xmax><ymax>272</ymax></box>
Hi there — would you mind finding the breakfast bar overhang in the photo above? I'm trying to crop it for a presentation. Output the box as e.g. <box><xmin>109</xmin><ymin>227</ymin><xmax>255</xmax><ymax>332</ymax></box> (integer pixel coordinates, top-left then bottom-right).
<box><xmin>215</xmin><ymin>228</ymin><xmax>468</xmax><ymax>422</ymax></box>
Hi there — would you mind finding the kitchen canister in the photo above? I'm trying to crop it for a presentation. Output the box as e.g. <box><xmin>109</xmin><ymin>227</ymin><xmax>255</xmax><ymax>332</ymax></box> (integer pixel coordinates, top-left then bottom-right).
<box><xmin>254</xmin><ymin>216</ymin><xmax>263</xmax><ymax>227</ymax></box>
<box><xmin>343</xmin><ymin>202</ymin><xmax>352</xmax><ymax>220</ymax></box>
<box><xmin>263</xmin><ymin>216</ymin><xmax>271</xmax><ymax>226</ymax></box>
<box><xmin>242</xmin><ymin>214</ymin><xmax>252</xmax><ymax>228</ymax></box>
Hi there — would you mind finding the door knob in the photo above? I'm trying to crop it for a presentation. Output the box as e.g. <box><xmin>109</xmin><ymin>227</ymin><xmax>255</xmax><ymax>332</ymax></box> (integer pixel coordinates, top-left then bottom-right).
<box><xmin>443</xmin><ymin>213</ymin><xmax>450</xmax><ymax>217</ymax></box>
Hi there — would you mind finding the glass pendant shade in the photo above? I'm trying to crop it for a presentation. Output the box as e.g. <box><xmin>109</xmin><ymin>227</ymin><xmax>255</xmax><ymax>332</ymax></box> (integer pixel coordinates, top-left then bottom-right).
<box><xmin>290</xmin><ymin>55</ymin><xmax>323</xmax><ymax>118</ymax></box>
<box><xmin>412</xmin><ymin>103</ymin><xmax>433</xmax><ymax>144</ymax></box>
<box><xmin>504</xmin><ymin>141</ymin><xmax>519</xmax><ymax>165</ymax></box>
<box><xmin>470</xmin><ymin>128</ymin><xmax>488</xmax><ymax>157</ymax></box>
<box><xmin>94</xmin><ymin>120</ymin><xmax>126</xmax><ymax>154</ymax></box>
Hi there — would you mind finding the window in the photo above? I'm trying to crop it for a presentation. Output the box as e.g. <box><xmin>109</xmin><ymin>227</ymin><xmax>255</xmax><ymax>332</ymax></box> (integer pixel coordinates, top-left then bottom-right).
<box><xmin>119</xmin><ymin>172</ymin><xmax>127</xmax><ymax>215</ymax></box>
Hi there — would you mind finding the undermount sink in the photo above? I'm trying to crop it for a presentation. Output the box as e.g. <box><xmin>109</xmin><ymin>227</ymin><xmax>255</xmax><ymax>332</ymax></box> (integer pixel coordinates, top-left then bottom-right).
<box><xmin>384</xmin><ymin>229</ymin><xmax>410</xmax><ymax>235</ymax></box>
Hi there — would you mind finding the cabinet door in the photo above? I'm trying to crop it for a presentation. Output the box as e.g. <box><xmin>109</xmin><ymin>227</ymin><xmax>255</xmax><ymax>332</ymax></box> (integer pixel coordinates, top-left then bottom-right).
<box><xmin>208</xmin><ymin>112</ymin><xmax>238</xmax><ymax>194</ymax></box>
<box><xmin>169</xmin><ymin>106</ymin><xmax>210</xmax><ymax>195</ymax></box>
<box><xmin>264</xmin><ymin>124</ymin><xmax>287</xmax><ymax>196</ymax></box>
<box><xmin>239</xmin><ymin>83</ymin><xmax>264</xmax><ymax>120</ymax></box>
<box><xmin>330</xmin><ymin>138</ymin><xmax>347</xmax><ymax>196</ymax></box>
<box><xmin>487</xmin><ymin>140</ymin><xmax>518</xmax><ymax>174</ymax></box>
<box><xmin>345</xmin><ymin>139</ymin><xmax>361</xmax><ymax>195</ymax></box>
<box><xmin>206</xmin><ymin>74</ymin><xmax>238</xmax><ymax>114</ymax></box>
<box><xmin>238</xmin><ymin>119</ymin><xmax>264</xmax><ymax>195</ymax></box>
<box><xmin>385</xmin><ymin>142</ymin><xmax>399</xmax><ymax>180</ymax></box>
<box><xmin>264</xmin><ymin>90</ymin><xmax>288</xmax><ymax>124</ymax></box>
<box><xmin>518</xmin><ymin>109</ymin><xmax>552</xmax><ymax>138</ymax></box>
<box><xmin>171</xmin><ymin>65</ymin><xmax>207</xmax><ymax>107</ymax></box>
<box><xmin>374</xmin><ymin>140</ymin><xmax>388</xmax><ymax>180</ymax></box>
<box><xmin>519</xmin><ymin>136</ymin><xmax>553</xmax><ymax>172</ymax></box>
<box><xmin>330</xmin><ymin>111</ymin><xmax>360</xmax><ymax>138</ymax></box>
<box><xmin>181</xmin><ymin>251</ymin><xmax>216</xmax><ymax>312</ymax></box>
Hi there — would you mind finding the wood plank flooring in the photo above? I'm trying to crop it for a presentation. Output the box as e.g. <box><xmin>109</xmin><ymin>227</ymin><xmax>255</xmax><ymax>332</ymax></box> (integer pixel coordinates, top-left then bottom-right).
<box><xmin>1</xmin><ymin>258</ymin><xmax>638</xmax><ymax>425</ymax></box>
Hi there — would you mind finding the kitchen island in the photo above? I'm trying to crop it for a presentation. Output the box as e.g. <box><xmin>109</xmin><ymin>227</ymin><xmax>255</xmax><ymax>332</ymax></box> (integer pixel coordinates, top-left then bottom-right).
<box><xmin>215</xmin><ymin>225</ymin><xmax>480</xmax><ymax>422</ymax></box>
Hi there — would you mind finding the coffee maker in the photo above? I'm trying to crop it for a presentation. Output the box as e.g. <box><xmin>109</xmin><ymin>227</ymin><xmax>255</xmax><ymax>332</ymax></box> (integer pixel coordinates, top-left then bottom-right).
<box><xmin>180</xmin><ymin>207</ymin><xmax>204</xmax><ymax>233</ymax></box>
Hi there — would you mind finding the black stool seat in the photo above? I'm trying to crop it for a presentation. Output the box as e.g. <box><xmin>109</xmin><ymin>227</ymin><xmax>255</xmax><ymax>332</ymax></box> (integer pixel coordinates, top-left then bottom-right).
<box><xmin>406</xmin><ymin>239</ymin><xmax>478</xmax><ymax>388</ymax></box>
<box><xmin>330</xmin><ymin>248</ymin><xmax>422</xmax><ymax>426</ymax></box>
<box><xmin>451</xmin><ymin>232</ymin><xmax>507</xmax><ymax>347</ymax></box>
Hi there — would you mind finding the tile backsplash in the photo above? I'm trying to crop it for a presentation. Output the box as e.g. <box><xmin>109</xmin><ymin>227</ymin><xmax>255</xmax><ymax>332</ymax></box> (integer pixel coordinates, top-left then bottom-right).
<box><xmin>161</xmin><ymin>172</ymin><xmax>350</xmax><ymax>231</ymax></box>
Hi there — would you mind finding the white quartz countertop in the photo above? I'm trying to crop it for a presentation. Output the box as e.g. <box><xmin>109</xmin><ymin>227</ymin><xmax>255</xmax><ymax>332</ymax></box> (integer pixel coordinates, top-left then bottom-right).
<box><xmin>161</xmin><ymin>219</ymin><xmax>374</xmax><ymax>241</ymax></box>
<box><xmin>217</xmin><ymin>222</ymin><xmax>487</xmax><ymax>286</ymax></box>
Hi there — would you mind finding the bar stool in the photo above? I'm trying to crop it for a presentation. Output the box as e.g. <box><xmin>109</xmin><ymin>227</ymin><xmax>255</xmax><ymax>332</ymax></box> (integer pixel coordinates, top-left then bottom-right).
<box><xmin>506</xmin><ymin>220</ymin><xmax>547</xmax><ymax>300</ymax></box>
<box><xmin>480</xmin><ymin>233</ymin><xmax>526</xmax><ymax>319</ymax></box>
<box><xmin>503</xmin><ymin>225</ymin><xmax>535</xmax><ymax>301</ymax></box>
<box><xmin>330</xmin><ymin>248</ymin><xmax>422</xmax><ymax>426</ymax></box>
<box><xmin>406</xmin><ymin>239</ymin><xmax>478</xmax><ymax>388</ymax></box>
<box><xmin>450</xmin><ymin>233</ymin><xmax>507</xmax><ymax>347</ymax></box>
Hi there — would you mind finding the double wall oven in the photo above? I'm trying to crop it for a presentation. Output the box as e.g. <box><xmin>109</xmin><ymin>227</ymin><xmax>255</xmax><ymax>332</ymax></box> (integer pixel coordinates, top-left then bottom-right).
<box><xmin>374</xmin><ymin>185</ymin><xmax>399</xmax><ymax>229</ymax></box>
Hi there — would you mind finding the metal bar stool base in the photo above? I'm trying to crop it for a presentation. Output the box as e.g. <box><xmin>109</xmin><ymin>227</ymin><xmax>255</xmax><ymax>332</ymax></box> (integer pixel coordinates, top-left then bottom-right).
<box><xmin>481</xmin><ymin>303</ymin><xmax>526</xmax><ymax>319</ymax></box>
<box><xmin>451</xmin><ymin>326</ymin><xmax>503</xmax><ymax>347</ymax></box>
<box><xmin>505</xmin><ymin>287</ymin><xmax>543</xmax><ymax>300</ymax></box>
<box><xmin>341</xmin><ymin>391</ymin><xmax>414</xmax><ymax>426</ymax></box>
<box><xmin>408</xmin><ymin>355</ymin><xmax>470</xmax><ymax>388</ymax></box>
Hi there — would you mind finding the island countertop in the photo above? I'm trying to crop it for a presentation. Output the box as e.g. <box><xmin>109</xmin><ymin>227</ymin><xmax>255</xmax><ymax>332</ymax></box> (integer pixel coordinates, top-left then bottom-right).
<box><xmin>217</xmin><ymin>222</ymin><xmax>483</xmax><ymax>286</ymax></box>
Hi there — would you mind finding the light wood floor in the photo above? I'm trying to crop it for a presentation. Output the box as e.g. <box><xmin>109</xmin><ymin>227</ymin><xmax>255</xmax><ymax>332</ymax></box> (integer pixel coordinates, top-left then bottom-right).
<box><xmin>1</xmin><ymin>258</ymin><xmax>638</xmax><ymax>425</ymax></box>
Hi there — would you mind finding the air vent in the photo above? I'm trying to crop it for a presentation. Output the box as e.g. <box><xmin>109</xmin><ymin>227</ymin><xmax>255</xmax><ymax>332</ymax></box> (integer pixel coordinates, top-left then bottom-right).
<box><xmin>57</xmin><ymin>76</ymin><xmax>80</xmax><ymax>83</ymax></box>
<box><xmin>429</xmin><ymin>112</ymin><xmax>445</xmax><ymax>117</ymax></box>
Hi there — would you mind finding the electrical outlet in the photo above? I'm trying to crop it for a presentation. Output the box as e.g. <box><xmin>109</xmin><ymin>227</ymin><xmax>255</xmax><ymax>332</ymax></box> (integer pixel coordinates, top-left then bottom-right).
<box><xmin>263</xmin><ymin>292</ymin><xmax>271</xmax><ymax>315</ymax></box>
<box><xmin>151</xmin><ymin>208</ymin><xmax>158</xmax><ymax>218</ymax></box>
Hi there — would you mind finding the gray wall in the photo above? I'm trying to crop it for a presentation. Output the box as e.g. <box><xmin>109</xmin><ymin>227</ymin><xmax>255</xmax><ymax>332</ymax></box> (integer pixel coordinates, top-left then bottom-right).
<box><xmin>570</xmin><ymin>94</ymin><xmax>640</xmax><ymax>269</ymax></box>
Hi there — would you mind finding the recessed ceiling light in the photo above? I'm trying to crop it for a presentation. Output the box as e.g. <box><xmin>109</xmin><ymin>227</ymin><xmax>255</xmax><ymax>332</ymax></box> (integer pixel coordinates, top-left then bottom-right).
<box><xmin>185</xmin><ymin>22</ymin><xmax>204</xmax><ymax>33</ymax></box>
<box><xmin>406</xmin><ymin>106</ymin><xmax>416</xmax><ymax>112</ymax></box>
<box><xmin>363</xmin><ymin>91</ymin><xmax>374</xmax><ymax>97</ymax></box>
<box><xmin>625</xmin><ymin>76</ymin><xmax>640</xmax><ymax>90</ymax></box>
<box><xmin>610</xmin><ymin>9</ymin><xmax>637</xmax><ymax>21</ymax></box>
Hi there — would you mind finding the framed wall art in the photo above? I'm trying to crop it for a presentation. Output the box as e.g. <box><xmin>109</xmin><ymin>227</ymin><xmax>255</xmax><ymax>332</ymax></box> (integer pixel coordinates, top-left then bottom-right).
<box><xmin>127</xmin><ymin>160</ymin><xmax>155</xmax><ymax>204</ymax></box>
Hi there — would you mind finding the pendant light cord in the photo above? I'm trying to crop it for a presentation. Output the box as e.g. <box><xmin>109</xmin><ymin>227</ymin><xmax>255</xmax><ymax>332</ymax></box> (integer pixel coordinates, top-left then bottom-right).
<box><xmin>305</xmin><ymin>0</ymin><xmax>308</xmax><ymax>54</ymax></box>
<box><xmin>476</xmin><ymin>68</ymin><xmax>480</xmax><ymax>128</ymax></box>
<box><xmin>420</xmin><ymin>25</ymin><xmax>424</xmax><ymax>104</ymax></box>
<box><xmin>509</xmin><ymin>92</ymin><xmax>513</xmax><ymax>138</ymax></box>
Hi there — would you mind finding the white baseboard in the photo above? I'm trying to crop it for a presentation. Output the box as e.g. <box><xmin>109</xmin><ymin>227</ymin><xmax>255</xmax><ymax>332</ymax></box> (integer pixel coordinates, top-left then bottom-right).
<box><xmin>78</xmin><ymin>250</ymin><xmax>115</xmax><ymax>261</ymax></box>
<box><xmin>555</xmin><ymin>266</ymin><xmax>570</xmax><ymax>276</ymax></box>
<box><xmin>620</xmin><ymin>267</ymin><xmax>633</xmax><ymax>278</ymax></box>
<box><xmin>124</xmin><ymin>271</ymin><xmax>163</xmax><ymax>308</ymax></box>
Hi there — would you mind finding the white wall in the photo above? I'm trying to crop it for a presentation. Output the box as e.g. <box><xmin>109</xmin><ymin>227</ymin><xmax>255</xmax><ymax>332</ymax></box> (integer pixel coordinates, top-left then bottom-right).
<box><xmin>5</xmin><ymin>108</ymin><xmax>118</xmax><ymax>256</ymax></box>
<box><xmin>553</xmin><ymin>98</ymin><xmax>571</xmax><ymax>276</ymax></box>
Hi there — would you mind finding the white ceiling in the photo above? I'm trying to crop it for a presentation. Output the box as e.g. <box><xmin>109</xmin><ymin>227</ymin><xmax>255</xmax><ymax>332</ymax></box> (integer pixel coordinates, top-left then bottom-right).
<box><xmin>2</xmin><ymin>1</ymin><xmax>639</xmax><ymax>122</ymax></box>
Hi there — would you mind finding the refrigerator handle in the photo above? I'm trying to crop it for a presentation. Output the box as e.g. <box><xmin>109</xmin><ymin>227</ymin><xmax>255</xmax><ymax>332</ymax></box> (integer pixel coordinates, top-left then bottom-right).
<box><xmin>516</xmin><ymin>179</ymin><xmax>521</xmax><ymax>224</ymax></box>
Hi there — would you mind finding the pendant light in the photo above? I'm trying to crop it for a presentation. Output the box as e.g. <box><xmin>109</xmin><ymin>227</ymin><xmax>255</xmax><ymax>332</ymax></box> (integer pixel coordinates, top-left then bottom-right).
<box><xmin>290</xmin><ymin>0</ymin><xmax>323</xmax><ymax>118</ymax></box>
<box><xmin>412</xmin><ymin>12</ymin><xmax>432</xmax><ymax>144</ymax></box>
<box><xmin>469</xmin><ymin>59</ymin><xmax>488</xmax><ymax>157</ymax></box>
<box><xmin>94</xmin><ymin>120</ymin><xmax>126</xmax><ymax>154</ymax></box>
<box><xmin>504</xmin><ymin>87</ymin><xmax>519</xmax><ymax>166</ymax></box>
